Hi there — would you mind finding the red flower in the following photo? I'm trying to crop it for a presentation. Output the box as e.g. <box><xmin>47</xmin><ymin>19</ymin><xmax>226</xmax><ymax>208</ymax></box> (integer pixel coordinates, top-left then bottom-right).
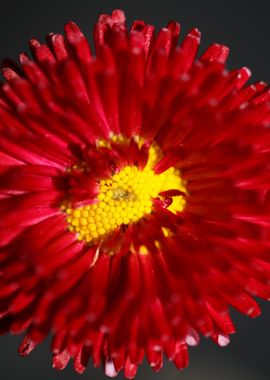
<box><xmin>1</xmin><ymin>9</ymin><xmax>270</xmax><ymax>378</ymax></box>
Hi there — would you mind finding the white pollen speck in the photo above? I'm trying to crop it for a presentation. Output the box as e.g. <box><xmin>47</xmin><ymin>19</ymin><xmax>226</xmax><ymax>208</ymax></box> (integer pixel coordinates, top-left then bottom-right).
<box><xmin>186</xmin><ymin>335</ymin><xmax>198</xmax><ymax>346</ymax></box>
<box><xmin>105</xmin><ymin>361</ymin><xmax>117</xmax><ymax>377</ymax></box>
<box><xmin>217</xmin><ymin>334</ymin><xmax>230</xmax><ymax>347</ymax></box>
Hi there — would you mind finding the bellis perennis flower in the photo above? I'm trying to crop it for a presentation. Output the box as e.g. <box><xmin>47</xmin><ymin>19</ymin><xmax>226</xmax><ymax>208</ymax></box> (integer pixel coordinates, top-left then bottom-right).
<box><xmin>1</xmin><ymin>9</ymin><xmax>270</xmax><ymax>379</ymax></box>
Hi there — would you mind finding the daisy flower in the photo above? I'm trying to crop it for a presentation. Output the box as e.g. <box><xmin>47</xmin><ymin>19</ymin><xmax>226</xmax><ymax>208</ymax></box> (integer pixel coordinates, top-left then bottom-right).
<box><xmin>1</xmin><ymin>9</ymin><xmax>270</xmax><ymax>378</ymax></box>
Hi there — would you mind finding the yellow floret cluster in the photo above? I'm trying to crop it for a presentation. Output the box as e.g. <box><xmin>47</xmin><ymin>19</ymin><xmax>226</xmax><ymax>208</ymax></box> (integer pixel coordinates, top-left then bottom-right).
<box><xmin>64</xmin><ymin>143</ymin><xmax>186</xmax><ymax>244</ymax></box>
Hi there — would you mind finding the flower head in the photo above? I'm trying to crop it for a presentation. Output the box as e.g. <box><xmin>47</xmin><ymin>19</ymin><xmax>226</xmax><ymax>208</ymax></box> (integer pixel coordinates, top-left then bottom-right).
<box><xmin>1</xmin><ymin>9</ymin><xmax>270</xmax><ymax>378</ymax></box>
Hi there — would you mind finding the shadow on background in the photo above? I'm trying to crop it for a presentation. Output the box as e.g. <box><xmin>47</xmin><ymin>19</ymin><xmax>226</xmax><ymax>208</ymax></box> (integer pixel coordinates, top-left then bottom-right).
<box><xmin>1</xmin><ymin>0</ymin><xmax>270</xmax><ymax>379</ymax></box>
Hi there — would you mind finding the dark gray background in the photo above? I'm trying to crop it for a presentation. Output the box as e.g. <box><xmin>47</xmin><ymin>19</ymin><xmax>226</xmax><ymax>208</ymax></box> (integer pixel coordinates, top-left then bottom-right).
<box><xmin>1</xmin><ymin>0</ymin><xmax>270</xmax><ymax>379</ymax></box>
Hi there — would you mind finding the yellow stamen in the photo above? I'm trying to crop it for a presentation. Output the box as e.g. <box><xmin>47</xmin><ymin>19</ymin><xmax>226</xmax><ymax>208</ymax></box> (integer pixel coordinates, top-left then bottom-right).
<box><xmin>63</xmin><ymin>140</ymin><xmax>186</xmax><ymax>245</ymax></box>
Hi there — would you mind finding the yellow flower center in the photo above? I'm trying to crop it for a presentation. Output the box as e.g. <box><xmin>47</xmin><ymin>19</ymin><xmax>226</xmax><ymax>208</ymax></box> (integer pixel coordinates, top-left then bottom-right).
<box><xmin>64</xmin><ymin>142</ymin><xmax>186</xmax><ymax>244</ymax></box>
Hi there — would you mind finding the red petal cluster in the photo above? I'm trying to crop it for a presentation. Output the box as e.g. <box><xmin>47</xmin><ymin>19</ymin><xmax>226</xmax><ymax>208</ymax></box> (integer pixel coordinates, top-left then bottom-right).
<box><xmin>1</xmin><ymin>9</ymin><xmax>270</xmax><ymax>378</ymax></box>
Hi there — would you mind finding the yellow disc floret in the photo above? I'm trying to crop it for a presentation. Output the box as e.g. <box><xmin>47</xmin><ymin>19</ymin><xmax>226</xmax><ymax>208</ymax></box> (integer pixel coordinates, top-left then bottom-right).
<box><xmin>64</xmin><ymin>141</ymin><xmax>186</xmax><ymax>244</ymax></box>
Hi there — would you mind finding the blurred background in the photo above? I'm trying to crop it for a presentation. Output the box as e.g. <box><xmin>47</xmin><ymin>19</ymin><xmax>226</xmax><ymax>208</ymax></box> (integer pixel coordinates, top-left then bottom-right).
<box><xmin>1</xmin><ymin>0</ymin><xmax>270</xmax><ymax>379</ymax></box>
